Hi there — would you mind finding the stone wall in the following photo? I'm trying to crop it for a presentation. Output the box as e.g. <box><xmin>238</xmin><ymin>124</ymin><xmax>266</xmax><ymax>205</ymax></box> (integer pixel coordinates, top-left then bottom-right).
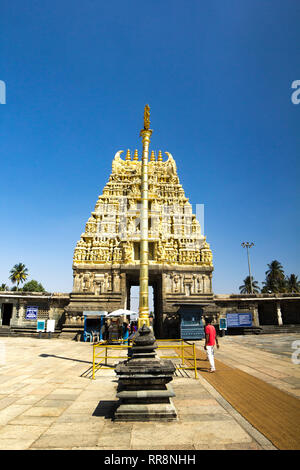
<box><xmin>0</xmin><ymin>292</ymin><xmax>69</xmax><ymax>329</ymax></box>
<box><xmin>1</xmin><ymin>292</ymin><xmax>299</xmax><ymax>338</ymax></box>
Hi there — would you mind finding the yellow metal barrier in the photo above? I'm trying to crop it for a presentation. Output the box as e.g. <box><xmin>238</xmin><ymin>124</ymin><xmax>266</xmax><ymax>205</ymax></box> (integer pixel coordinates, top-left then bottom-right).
<box><xmin>156</xmin><ymin>341</ymin><xmax>198</xmax><ymax>379</ymax></box>
<box><xmin>92</xmin><ymin>342</ymin><xmax>131</xmax><ymax>379</ymax></box>
<box><xmin>92</xmin><ymin>339</ymin><xmax>198</xmax><ymax>380</ymax></box>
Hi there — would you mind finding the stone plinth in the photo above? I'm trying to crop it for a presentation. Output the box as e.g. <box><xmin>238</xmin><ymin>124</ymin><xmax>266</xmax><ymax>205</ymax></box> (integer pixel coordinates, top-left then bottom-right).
<box><xmin>114</xmin><ymin>325</ymin><xmax>177</xmax><ymax>421</ymax></box>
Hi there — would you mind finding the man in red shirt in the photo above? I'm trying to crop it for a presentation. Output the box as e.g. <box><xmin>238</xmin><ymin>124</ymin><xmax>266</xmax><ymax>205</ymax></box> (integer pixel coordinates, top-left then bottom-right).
<box><xmin>204</xmin><ymin>317</ymin><xmax>219</xmax><ymax>372</ymax></box>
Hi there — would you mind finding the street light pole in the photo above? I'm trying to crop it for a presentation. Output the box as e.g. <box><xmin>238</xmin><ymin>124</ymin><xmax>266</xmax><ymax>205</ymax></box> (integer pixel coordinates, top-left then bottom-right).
<box><xmin>241</xmin><ymin>242</ymin><xmax>254</xmax><ymax>294</ymax></box>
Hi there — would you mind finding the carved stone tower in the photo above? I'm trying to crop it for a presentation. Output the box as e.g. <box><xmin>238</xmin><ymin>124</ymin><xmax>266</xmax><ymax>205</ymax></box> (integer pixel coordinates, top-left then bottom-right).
<box><xmin>63</xmin><ymin>145</ymin><xmax>213</xmax><ymax>338</ymax></box>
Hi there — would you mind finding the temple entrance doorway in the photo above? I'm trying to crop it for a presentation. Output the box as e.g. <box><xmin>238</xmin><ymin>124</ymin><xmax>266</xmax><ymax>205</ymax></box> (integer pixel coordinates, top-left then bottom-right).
<box><xmin>1</xmin><ymin>303</ymin><xmax>13</xmax><ymax>326</ymax></box>
<box><xmin>126</xmin><ymin>272</ymin><xmax>163</xmax><ymax>338</ymax></box>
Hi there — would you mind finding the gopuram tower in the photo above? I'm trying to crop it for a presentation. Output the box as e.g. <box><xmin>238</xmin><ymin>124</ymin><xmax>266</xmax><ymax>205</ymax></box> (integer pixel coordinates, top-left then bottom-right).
<box><xmin>63</xmin><ymin>111</ymin><xmax>214</xmax><ymax>338</ymax></box>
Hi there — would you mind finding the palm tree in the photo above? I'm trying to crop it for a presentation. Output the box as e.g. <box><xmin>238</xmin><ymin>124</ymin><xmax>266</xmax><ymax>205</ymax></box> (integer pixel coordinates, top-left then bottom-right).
<box><xmin>0</xmin><ymin>283</ymin><xmax>9</xmax><ymax>291</ymax></box>
<box><xmin>261</xmin><ymin>260</ymin><xmax>286</xmax><ymax>293</ymax></box>
<box><xmin>265</xmin><ymin>260</ymin><xmax>285</xmax><ymax>277</ymax></box>
<box><xmin>9</xmin><ymin>263</ymin><xmax>28</xmax><ymax>291</ymax></box>
<box><xmin>286</xmin><ymin>274</ymin><xmax>300</xmax><ymax>293</ymax></box>
<box><xmin>239</xmin><ymin>276</ymin><xmax>260</xmax><ymax>294</ymax></box>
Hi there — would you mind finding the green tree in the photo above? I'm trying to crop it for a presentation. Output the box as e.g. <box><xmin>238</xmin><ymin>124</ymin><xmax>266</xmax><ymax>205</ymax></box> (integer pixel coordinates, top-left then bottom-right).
<box><xmin>239</xmin><ymin>276</ymin><xmax>260</xmax><ymax>294</ymax></box>
<box><xmin>261</xmin><ymin>260</ymin><xmax>286</xmax><ymax>293</ymax></box>
<box><xmin>286</xmin><ymin>274</ymin><xmax>300</xmax><ymax>293</ymax></box>
<box><xmin>0</xmin><ymin>283</ymin><xmax>9</xmax><ymax>291</ymax></box>
<box><xmin>9</xmin><ymin>263</ymin><xmax>28</xmax><ymax>291</ymax></box>
<box><xmin>22</xmin><ymin>280</ymin><xmax>46</xmax><ymax>292</ymax></box>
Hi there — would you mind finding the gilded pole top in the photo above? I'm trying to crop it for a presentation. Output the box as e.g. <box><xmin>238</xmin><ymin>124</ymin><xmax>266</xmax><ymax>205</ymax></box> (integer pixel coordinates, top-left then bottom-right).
<box><xmin>144</xmin><ymin>104</ymin><xmax>150</xmax><ymax>130</ymax></box>
<box><xmin>140</xmin><ymin>104</ymin><xmax>153</xmax><ymax>138</ymax></box>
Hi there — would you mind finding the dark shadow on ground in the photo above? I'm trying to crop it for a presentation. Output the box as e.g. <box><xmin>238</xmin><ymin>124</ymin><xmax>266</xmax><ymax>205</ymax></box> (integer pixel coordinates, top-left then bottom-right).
<box><xmin>92</xmin><ymin>400</ymin><xmax>119</xmax><ymax>419</ymax></box>
<box><xmin>197</xmin><ymin>367</ymin><xmax>211</xmax><ymax>372</ymax></box>
<box><xmin>39</xmin><ymin>353</ymin><xmax>92</xmax><ymax>364</ymax></box>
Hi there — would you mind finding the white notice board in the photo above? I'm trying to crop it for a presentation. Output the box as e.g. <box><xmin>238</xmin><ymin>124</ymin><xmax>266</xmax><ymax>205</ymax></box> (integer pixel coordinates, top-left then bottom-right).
<box><xmin>46</xmin><ymin>319</ymin><xmax>55</xmax><ymax>332</ymax></box>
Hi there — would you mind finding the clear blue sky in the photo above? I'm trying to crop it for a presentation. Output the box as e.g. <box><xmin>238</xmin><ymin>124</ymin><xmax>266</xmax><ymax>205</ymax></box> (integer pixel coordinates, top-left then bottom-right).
<box><xmin>0</xmin><ymin>0</ymin><xmax>299</xmax><ymax>294</ymax></box>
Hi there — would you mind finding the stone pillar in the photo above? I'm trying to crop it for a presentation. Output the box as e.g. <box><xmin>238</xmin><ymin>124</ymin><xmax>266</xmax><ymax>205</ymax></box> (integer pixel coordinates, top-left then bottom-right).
<box><xmin>209</xmin><ymin>274</ymin><xmax>213</xmax><ymax>293</ymax></box>
<box><xmin>73</xmin><ymin>273</ymin><xmax>81</xmax><ymax>292</ymax></box>
<box><xmin>12</xmin><ymin>303</ymin><xmax>19</xmax><ymax>326</ymax></box>
<box><xmin>252</xmin><ymin>303</ymin><xmax>260</xmax><ymax>327</ymax></box>
<box><xmin>202</xmin><ymin>276</ymin><xmax>205</xmax><ymax>293</ymax></box>
<box><xmin>113</xmin><ymin>270</ymin><xmax>121</xmax><ymax>292</ymax></box>
<box><xmin>120</xmin><ymin>273</ymin><xmax>127</xmax><ymax>309</ymax></box>
<box><xmin>180</xmin><ymin>275</ymin><xmax>184</xmax><ymax>293</ymax></box>
<box><xmin>114</xmin><ymin>325</ymin><xmax>177</xmax><ymax>421</ymax></box>
<box><xmin>17</xmin><ymin>302</ymin><xmax>26</xmax><ymax>326</ymax></box>
<box><xmin>203</xmin><ymin>276</ymin><xmax>209</xmax><ymax>293</ymax></box>
<box><xmin>276</xmin><ymin>301</ymin><xmax>283</xmax><ymax>326</ymax></box>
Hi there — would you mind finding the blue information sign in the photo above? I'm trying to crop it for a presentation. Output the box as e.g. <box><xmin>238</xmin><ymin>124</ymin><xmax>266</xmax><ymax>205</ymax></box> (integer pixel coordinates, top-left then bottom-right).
<box><xmin>219</xmin><ymin>318</ymin><xmax>227</xmax><ymax>330</ymax></box>
<box><xmin>37</xmin><ymin>320</ymin><xmax>45</xmax><ymax>332</ymax></box>
<box><xmin>26</xmin><ymin>306</ymin><xmax>38</xmax><ymax>320</ymax></box>
<box><xmin>226</xmin><ymin>313</ymin><xmax>252</xmax><ymax>328</ymax></box>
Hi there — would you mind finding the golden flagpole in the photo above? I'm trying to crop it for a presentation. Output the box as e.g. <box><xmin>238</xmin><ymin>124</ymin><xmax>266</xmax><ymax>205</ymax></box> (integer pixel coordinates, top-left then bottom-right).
<box><xmin>138</xmin><ymin>104</ymin><xmax>152</xmax><ymax>328</ymax></box>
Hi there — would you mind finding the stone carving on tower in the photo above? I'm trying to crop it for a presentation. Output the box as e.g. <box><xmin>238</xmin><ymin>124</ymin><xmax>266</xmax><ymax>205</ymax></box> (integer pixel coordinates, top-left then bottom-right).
<box><xmin>73</xmin><ymin>150</ymin><xmax>212</xmax><ymax>275</ymax></box>
<box><xmin>68</xmin><ymin>147</ymin><xmax>213</xmax><ymax>336</ymax></box>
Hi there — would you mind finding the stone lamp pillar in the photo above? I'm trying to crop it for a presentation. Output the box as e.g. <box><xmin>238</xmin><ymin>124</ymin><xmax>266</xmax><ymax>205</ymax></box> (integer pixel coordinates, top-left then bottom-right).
<box><xmin>114</xmin><ymin>324</ymin><xmax>177</xmax><ymax>421</ymax></box>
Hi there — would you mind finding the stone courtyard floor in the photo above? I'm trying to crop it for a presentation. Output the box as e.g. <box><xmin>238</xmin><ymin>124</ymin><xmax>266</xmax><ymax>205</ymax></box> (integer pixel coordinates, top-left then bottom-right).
<box><xmin>0</xmin><ymin>334</ymin><xmax>299</xmax><ymax>450</ymax></box>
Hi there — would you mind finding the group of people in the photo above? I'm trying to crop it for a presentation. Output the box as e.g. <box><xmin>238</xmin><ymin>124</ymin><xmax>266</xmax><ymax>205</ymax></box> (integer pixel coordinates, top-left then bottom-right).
<box><xmin>94</xmin><ymin>315</ymin><xmax>220</xmax><ymax>373</ymax></box>
<box><xmin>100</xmin><ymin>318</ymin><xmax>138</xmax><ymax>343</ymax></box>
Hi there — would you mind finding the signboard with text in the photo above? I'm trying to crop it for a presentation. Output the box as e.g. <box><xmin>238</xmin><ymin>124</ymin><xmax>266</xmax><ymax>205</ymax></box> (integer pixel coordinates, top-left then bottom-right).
<box><xmin>46</xmin><ymin>319</ymin><xmax>55</xmax><ymax>333</ymax></box>
<box><xmin>226</xmin><ymin>313</ymin><xmax>252</xmax><ymax>328</ymax></box>
<box><xmin>219</xmin><ymin>318</ymin><xmax>227</xmax><ymax>330</ymax></box>
<box><xmin>37</xmin><ymin>320</ymin><xmax>45</xmax><ymax>332</ymax></box>
<box><xmin>26</xmin><ymin>306</ymin><xmax>38</xmax><ymax>320</ymax></box>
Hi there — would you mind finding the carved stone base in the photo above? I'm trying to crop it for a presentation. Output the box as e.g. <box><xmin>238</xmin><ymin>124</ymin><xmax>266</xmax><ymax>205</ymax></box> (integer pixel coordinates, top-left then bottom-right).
<box><xmin>114</xmin><ymin>402</ymin><xmax>177</xmax><ymax>422</ymax></box>
<box><xmin>114</xmin><ymin>325</ymin><xmax>177</xmax><ymax>422</ymax></box>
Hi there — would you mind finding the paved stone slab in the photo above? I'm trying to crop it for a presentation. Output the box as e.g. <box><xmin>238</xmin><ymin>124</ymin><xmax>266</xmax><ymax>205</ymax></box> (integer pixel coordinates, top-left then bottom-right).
<box><xmin>0</xmin><ymin>404</ymin><xmax>31</xmax><ymax>426</ymax></box>
<box><xmin>22</xmin><ymin>406</ymin><xmax>67</xmax><ymax>417</ymax></box>
<box><xmin>0</xmin><ymin>424</ymin><xmax>48</xmax><ymax>440</ymax></box>
<box><xmin>9</xmin><ymin>415</ymin><xmax>56</xmax><ymax>426</ymax></box>
<box><xmin>1</xmin><ymin>336</ymin><xmax>294</xmax><ymax>450</ymax></box>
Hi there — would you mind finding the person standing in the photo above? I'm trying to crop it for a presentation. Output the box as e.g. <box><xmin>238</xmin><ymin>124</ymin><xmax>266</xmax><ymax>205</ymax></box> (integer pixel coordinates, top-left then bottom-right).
<box><xmin>130</xmin><ymin>321</ymin><xmax>138</xmax><ymax>336</ymax></box>
<box><xmin>101</xmin><ymin>319</ymin><xmax>109</xmax><ymax>341</ymax></box>
<box><xmin>204</xmin><ymin>317</ymin><xmax>219</xmax><ymax>373</ymax></box>
<box><xmin>122</xmin><ymin>321</ymin><xmax>130</xmax><ymax>343</ymax></box>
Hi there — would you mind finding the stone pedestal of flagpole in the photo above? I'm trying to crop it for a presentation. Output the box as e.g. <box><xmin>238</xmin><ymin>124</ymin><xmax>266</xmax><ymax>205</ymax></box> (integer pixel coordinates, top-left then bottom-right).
<box><xmin>114</xmin><ymin>324</ymin><xmax>177</xmax><ymax>421</ymax></box>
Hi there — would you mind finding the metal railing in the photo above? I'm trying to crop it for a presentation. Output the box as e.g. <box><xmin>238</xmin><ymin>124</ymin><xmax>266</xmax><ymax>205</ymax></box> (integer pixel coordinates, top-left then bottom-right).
<box><xmin>156</xmin><ymin>339</ymin><xmax>198</xmax><ymax>379</ymax></box>
<box><xmin>92</xmin><ymin>338</ymin><xmax>198</xmax><ymax>380</ymax></box>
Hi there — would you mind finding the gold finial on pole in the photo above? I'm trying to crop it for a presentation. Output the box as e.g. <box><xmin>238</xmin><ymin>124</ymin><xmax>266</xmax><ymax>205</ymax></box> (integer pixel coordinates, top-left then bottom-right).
<box><xmin>140</xmin><ymin>104</ymin><xmax>152</xmax><ymax>139</ymax></box>
<box><xmin>144</xmin><ymin>104</ymin><xmax>150</xmax><ymax>130</ymax></box>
